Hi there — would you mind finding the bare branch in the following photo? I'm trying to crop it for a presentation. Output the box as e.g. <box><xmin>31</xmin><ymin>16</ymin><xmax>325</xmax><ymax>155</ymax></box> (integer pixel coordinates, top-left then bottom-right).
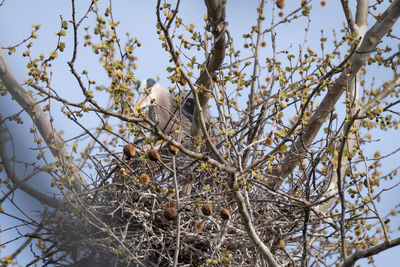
<box><xmin>229</xmin><ymin>174</ymin><xmax>281</xmax><ymax>267</ymax></box>
<box><xmin>192</xmin><ymin>0</ymin><xmax>227</xmax><ymax>136</ymax></box>
<box><xmin>155</xmin><ymin>0</ymin><xmax>227</xmax><ymax>163</ymax></box>
<box><xmin>340</xmin><ymin>0</ymin><xmax>356</xmax><ymax>33</ymax></box>
<box><xmin>342</xmin><ymin>237</ymin><xmax>400</xmax><ymax>267</ymax></box>
<box><xmin>0</xmin><ymin>48</ymin><xmax>86</xmax><ymax>192</ymax></box>
<box><xmin>172</xmin><ymin>156</ymin><xmax>181</xmax><ymax>267</ymax></box>
<box><xmin>271</xmin><ymin>0</ymin><xmax>400</xmax><ymax>189</ymax></box>
<box><xmin>361</xmin><ymin>74</ymin><xmax>400</xmax><ymax>114</ymax></box>
<box><xmin>242</xmin><ymin>0</ymin><xmax>266</xmax><ymax>163</ymax></box>
<box><xmin>9</xmin><ymin>210</ymin><xmax>49</xmax><ymax>260</ymax></box>
<box><xmin>0</xmin><ymin>123</ymin><xmax>61</xmax><ymax>208</ymax></box>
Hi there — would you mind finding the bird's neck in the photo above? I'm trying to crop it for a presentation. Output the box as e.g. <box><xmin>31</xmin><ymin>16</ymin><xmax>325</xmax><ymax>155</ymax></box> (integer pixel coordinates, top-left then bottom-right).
<box><xmin>156</xmin><ymin>88</ymin><xmax>171</xmax><ymax>111</ymax></box>
<box><xmin>152</xmin><ymin>88</ymin><xmax>173</xmax><ymax>133</ymax></box>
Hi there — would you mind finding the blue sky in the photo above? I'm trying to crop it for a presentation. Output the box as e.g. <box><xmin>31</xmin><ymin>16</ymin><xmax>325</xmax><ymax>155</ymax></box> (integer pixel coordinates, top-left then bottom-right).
<box><xmin>0</xmin><ymin>0</ymin><xmax>399</xmax><ymax>266</ymax></box>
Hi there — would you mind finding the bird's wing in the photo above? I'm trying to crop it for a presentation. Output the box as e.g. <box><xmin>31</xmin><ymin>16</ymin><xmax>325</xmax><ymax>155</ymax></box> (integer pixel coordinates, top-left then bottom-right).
<box><xmin>182</xmin><ymin>97</ymin><xmax>195</xmax><ymax>122</ymax></box>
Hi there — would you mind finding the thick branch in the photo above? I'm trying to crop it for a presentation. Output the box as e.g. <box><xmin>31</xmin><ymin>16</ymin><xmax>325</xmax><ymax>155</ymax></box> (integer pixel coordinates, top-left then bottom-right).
<box><xmin>272</xmin><ymin>0</ymin><xmax>400</xmax><ymax>188</ymax></box>
<box><xmin>342</xmin><ymin>237</ymin><xmax>400</xmax><ymax>267</ymax></box>
<box><xmin>316</xmin><ymin>74</ymin><xmax>400</xmax><ymax>212</ymax></box>
<box><xmin>0</xmin><ymin>124</ymin><xmax>61</xmax><ymax>208</ymax></box>
<box><xmin>317</xmin><ymin>0</ymin><xmax>369</xmax><ymax>216</ymax></box>
<box><xmin>355</xmin><ymin>0</ymin><xmax>369</xmax><ymax>28</ymax></box>
<box><xmin>229</xmin><ymin>174</ymin><xmax>281</xmax><ymax>267</ymax></box>
<box><xmin>0</xmin><ymin>48</ymin><xmax>85</xmax><ymax>192</ymax></box>
<box><xmin>191</xmin><ymin>0</ymin><xmax>227</xmax><ymax>136</ymax></box>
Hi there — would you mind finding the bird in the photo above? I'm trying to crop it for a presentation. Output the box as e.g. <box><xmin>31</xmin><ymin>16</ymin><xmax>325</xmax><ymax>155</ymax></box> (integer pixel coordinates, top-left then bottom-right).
<box><xmin>135</xmin><ymin>78</ymin><xmax>194</xmax><ymax>138</ymax></box>
<box><xmin>134</xmin><ymin>79</ymin><xmax>219</xmax><ymax>198</ymax></box>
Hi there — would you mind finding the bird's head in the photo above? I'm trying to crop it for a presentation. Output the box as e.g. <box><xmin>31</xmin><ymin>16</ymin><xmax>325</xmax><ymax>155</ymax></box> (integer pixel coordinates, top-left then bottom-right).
<box><xmin>135</xmin><ymin>78</ymin><xmax>164</xmax><ymax>110</ymax></box>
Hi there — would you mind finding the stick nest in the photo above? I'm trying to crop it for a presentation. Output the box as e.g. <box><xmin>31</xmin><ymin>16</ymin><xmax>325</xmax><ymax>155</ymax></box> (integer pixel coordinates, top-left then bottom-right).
<box><xmin>41</xmin><ymin>143</ymin><xmax>330</xmax><ymax>266</ymax></box>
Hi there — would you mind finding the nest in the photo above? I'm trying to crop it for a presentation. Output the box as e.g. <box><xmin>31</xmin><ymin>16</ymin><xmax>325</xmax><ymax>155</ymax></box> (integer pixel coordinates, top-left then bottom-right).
<box><xmin>40</xmin><ymin>142</ymin><xmax>331</xmax><ymax>266</ymax></box>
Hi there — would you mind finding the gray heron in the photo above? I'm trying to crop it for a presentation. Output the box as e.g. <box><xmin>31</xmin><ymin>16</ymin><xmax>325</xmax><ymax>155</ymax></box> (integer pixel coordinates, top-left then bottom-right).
<box><xmin>135</xmin><ymin>78</ymin><xmax>194</xmax><ymax>138</ymax></box>
<box><xmin>134</xmin><ymin>79</ymin><xmax>218</xmax><ymax>197</ymax></box>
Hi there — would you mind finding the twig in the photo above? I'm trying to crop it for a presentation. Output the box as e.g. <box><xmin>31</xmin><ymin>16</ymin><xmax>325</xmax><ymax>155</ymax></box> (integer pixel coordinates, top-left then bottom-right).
<box><xmin>172</xmin><ymin>155</ymin><xmax>181</xmax><ymax>267</ymax></box>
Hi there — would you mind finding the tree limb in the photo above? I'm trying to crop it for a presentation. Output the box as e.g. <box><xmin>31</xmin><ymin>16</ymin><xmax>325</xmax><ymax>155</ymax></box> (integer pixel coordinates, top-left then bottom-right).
<box><xmin>361</xmin><ymin>74</ymin><xmax>400</xmax><ymax>114</ymax></box>
<box><xmin>229</xmin><ymin>174</ymin><xmax>281</xmax><ymax>267</ymax></box>
<box><xmin>0</xmin><ymin>48</ymin><xmax>85</xmax><ymax>193</ymax></box>
<box><xmin>340</xmin><ymin>0</ymin><xmax>356</xmax><ymax>33</ymax></box>
<box><xmin>191</xmin><ymin>0</ymin><xmax>227</xmax><ymax>136</ymax></box>
<box><xmin>242</xmin><ymin>0</ymin><xmax>266</xmax><ymax>165</ymax></box>
<box><xmin>270</xmin><ymin>0</ymin><xmax>400</xmax><ymax>189</ymax></box>
<box><xmin>317</xmin><ymin>0</ymin><xmax>369</xmax><ymax>222</ymax></box>
<box><xmin>0</xmin><ymin>123</ymin><xmax>61</xmax><ymax>208</ymax></box>
<box><xmin>342</xmin><ymin>237</ymin><xmax>400</xmax><ymax>267</ymax></box>
<box><xmin>315</xmin><ymin>74</ymin><xmax>400</xmax><ymax>212</ymax></box>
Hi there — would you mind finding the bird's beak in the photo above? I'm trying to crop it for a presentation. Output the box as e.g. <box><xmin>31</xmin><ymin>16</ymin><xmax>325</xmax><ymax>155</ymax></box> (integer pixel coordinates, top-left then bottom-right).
<box><xmin>135</xmin><ymin>94</ymin><xmax>151</xmax><ymax>111</ymax></box>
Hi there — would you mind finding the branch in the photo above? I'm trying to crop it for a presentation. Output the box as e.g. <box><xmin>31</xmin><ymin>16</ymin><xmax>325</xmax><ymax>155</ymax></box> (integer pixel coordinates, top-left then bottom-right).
<box><xmin>155</xmin><ymin>0</ymin><xmax>227</xmax><ymax>163</ymax></box>
<box><xmin>336</xmin><ymin>111</ymin><xmax>360</xmax><ymax>259</ymax></box>
<box><xmin>354</xmin><ymin>0</ymin><xmax>369</xmax><ymax>30</ymax></box>
<box><xmin>0</xmin><ymin>123</ymin><xmax>61</xmax><ymax>208</ymax></box>
<box><xmin>270</xmin><ymin>0</ymin><xmax>400</xmax><ymax>189</ymax></box>
<box><xmin>229</xmin><ymin>174</ymin><xmax>281</xmax><ymax>267</ymax></box>
<box><xmin>361</xmin><ymin>74</ymin><xmax>400</xmax><ymax>114</ymax></box>
<box><xmin>340</xmin><ymin>0</ymin><xmax>356</xmax><ymax>33</ymax></box>
<box><xmin>316</xmin><ymin>0</ymin><xmax>368</xmax><ymax>214</ymax></box>
<box><xmin>9</xmin><ymin>209</ymin><xmax>50</xmax><ymax>260</ymax></box>
<box><xmin>172</xmin><ymin>156</ymin><xmax>181</xmax><ymax>267</ymax></box>
<box><xmin>242</xmin><ymin>0</ymin><xmax>266</xmax><ymax>164</ymax></box>
<box><xmin>0</xmin><ymin>48</ymin><xmax>85</xmax><ymax>193</ymax></box>
<box><xmin>315</xmin><ymin>74</ymin><xmax>400</xmax><ymax>212</ymax></box>
<box><xmin>191</xmin><ymin>0</ymin><xmax>227</xmax><ymax>136</ymax></box>
<box><xmin>342</xmin><ymin>237</ymin><xmax>400</xmax><ymax>267</ymax></box>
<box><xmin>31</xmin><ymin>79</ymin><xmax>234</xmax><ymax>173</ymax></box>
